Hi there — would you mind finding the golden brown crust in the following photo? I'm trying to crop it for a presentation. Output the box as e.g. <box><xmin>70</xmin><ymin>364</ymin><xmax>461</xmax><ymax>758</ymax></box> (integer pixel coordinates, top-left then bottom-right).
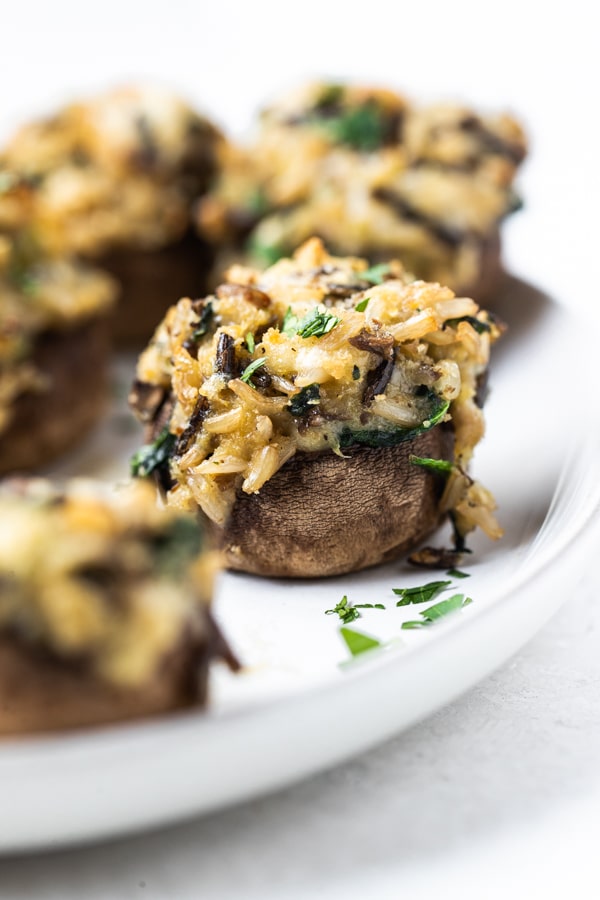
<box><xmin>0</xmin><ymin>634</ymin><xmax>204</xmax><ymax>736</ymax></box>
<box><xmin>213</xmin><ymin>426</ymin><xmax>453</xmax><ymax>578</ymax></box>
<box><xmin>0</xmin><ymin>318</ymin><xmax>109</xmax><ymax>475</ymax></box>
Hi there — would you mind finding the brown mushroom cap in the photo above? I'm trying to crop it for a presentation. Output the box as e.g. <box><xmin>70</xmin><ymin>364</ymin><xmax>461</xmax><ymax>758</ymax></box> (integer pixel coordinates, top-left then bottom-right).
<box><xmin>0</xmin><ymin>319</ymin><xmax>109</xmax><ymax>476</ymax></box>
<box><xmin>0</xmin><ymin>634</ymin><xmax>208</xmax><ymax>736</ymax></box>
<box><xmin>211</xmin><ymin>425</ymin><xmax>453</xmax><ymax>579</ymax></box>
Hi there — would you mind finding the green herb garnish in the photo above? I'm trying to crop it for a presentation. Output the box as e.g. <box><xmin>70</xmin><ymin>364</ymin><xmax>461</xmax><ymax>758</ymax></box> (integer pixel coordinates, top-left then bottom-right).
<box><xmin>352</xmin><ymin>365</ymin><xmax>360</xmax><ymax>381</ymax></box>
<box><xmin>190</xmin><ymin>301</ymin><xmax>214</xmax><ymax>341</ymax></box>
<box><xmin>326</xmin><ymin>596</ymin><xmax>360</xmax><ymax>624</ymax></box>
<box><xmin>326</xmin><ymin>596</ymin><xmax>386</xmax><ymax>624</ymax></box>
<box><xmin>130</xmin><ymin>427</ymin><xmax>176</xmax><ymax>478</ymax></box>
<box><xmin>447</xmin><ymin>568</ymin><xmax>470</xmax><ymax>579</ymax></box>
<box><xmin>282</xmin><ymin>307</ymin><xmax>301</xmax><ymax>337</ymax></box>
<box><xmin>155</xmin><ymin>518</ymin><xmax>203</xmax><ymax>578</ymax></box>
<box><xmin>340</xmin><ymin>626</ymin><xmax>382</xmax><ymax>657</ymax></box>
<box><xmin>401</xmin><ymin>594</ymin><xmax>473</xmax><ymax>629</ymax></box>
<box><xmin>355</xmin><ymin>297</ymin><xmax>370</xmax><ymax>312</ymax></box>
<box><xmin>321</xmin><ymin>102</ymin><xmax>387</xmax><ymax>152</ymax></box>
<box><xmin>296</xmin><ymin>307</ymin><xmax>340</xmax><ymax>339</ymax></box>
<box><xmin>393</xmin><ymin>580</ymin><xmax>451</xmax><ymax>606</ymax></box>
<box><xmin>245</xmin><ymin>187</ymin><xmax>270</xmax><ymax>217</ymax></box>
<box><xmin>14</xmin><ymin>271</ymin><xmax>39</xmax><ymax>297</ymax></box>
<box><xmin>444</xmin><ymin>315</ymin><xmax>491</xmax><ymax>335</ymax></box>
<box><xmin>288</xmin><ymin>383</ymin><xmax>320</xmax><ymax>417</ymax></box>
<box><xmin>245</xmin><ymin>333</ymin><xmax>255</xmax><ymax>353</ymax></box>
<box><xmin>247</xmin><ymin>234</ymin><xmax>285</xmax><ymax>268</ymax></box>
<box><xmin>240</xmin><ymin>358</ymin><xmax>267</xmax><ymax>385</ymax></box>
<box><xmin>361</xmin><ymin>263</ymin><xmax>392</xmax><ymax>285</ymax></box>
<box><xmin>282</xmin><ymin>306</ymin><xmax>340</xmax><ymax>339</ymax></box>
<box><xmin>409</xmin><ymin>455</ymin><xmax>454</xmax><ymax>476</ymax></box>
<box><xmin>338</xmin><ymin>397</ymin><xmax>450</xmax><ymax>450</ymax></box>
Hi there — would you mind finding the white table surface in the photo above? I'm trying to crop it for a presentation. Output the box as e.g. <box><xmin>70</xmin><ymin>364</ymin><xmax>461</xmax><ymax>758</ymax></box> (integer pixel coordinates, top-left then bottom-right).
<box><xmin>1</xmin><ymin>1</ymin><xmax>599</xmax><ymax>896</ymax></box>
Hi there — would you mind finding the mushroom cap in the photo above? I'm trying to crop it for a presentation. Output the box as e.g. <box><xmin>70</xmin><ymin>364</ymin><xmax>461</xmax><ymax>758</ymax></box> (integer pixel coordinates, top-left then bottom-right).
<box><xmin>212</xmin><ymin>425</ymin><xmax>453</xmax><ymax>578</ymax></box>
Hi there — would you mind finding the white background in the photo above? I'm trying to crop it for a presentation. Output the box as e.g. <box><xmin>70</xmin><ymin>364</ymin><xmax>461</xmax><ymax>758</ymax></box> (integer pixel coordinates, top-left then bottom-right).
<box><xmin>1</xmin><ymin>1</ymin><xmax>599</xmax><ymax>896</ymax></box>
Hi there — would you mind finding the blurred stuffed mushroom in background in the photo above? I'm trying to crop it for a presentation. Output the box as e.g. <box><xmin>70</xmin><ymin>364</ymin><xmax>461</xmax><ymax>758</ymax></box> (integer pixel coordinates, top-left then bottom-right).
<box><xmin>196</xmin><ymin>81</ymin><xmax>527</xmax><ymax>303</ymax></box>
<box><xmin>0</xmin><ymin>478</ymin><xmax>237</xmax><ymax>736</ymax></box>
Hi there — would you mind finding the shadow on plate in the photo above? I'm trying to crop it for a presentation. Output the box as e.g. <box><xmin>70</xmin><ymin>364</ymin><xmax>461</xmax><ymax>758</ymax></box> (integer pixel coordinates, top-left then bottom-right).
<box><xmin>488</xmin><ymin>271</ymin><xmax>558</xmax><ymax>364</ymax></box>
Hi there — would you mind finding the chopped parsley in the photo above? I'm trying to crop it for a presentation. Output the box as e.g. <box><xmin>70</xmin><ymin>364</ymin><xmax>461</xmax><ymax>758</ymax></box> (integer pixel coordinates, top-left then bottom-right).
<box><xmin>154</xmin><ymin>517</ymin><xmax>203</xmax><ymax>578</ymax></box>
<box><xmin>296</xmin><ymin>307</ymin><xmax>340</xmax><ymax>339</ymax></box>
<box><xmin>247</xmin><ymin>234</ymin><xmax>285</xmax><ymax>268</ymax></box>
<box><xmin>355</xmin><ymin>296</ymin><xmax>370</xmax><ymax>313</ymax></box>
<box><xmin>393</xmin><ymin>580</ymin><xmax>451</xmax><ymax>606</ymax></box>
<box><xmin>338</xmin><ymin>397</ymin><xmax>450</xmax><ymax>450</ymax></box>
<box><xmin>245</xmin><ymin>187</ymin><xmax>270</xmax><ymax>217</ymax></box>
<box><xmin>340</xmin><ymin>626</ymin><xmax>382</xmax><ymax>657</ymax></box>
<box><xmin>282</xmin><ymin>307</ymin><xmax>301</xmax><ymax>337</ymax></box>
<box><xmin>326</xmin><ymin>596</ymin><xmax>360</xmax><ymax>624</ymax></box>
<box><xmin>444</xmin><ymin>315</ymin><xmax>491</xmax><ymax>335</ymax></box>
<box><xmin>288</xmin><ymin>383</ymin><xmax>320</xmax><ymax>417</ymax></box>
<box><xmin>352</xmin><ymin>365</ymin><xmax>361</xmax><ymax>381</ymax></box>
<box><xmin>326</xmin><ymin>595</ymin><xmax>385</xmax><ymax>624</ymax></box>
<box><xmin>189</xmin><ymin>301</ymin><xmax>214</xmax><ymax>341</ymax></box>
<box><xmin>12</xmin><ymin>270</ymin><xmax>39</xmax><ymax>297</ymax></box>
<box><xmin>245</xmin><ymin>332</ymin><xmax>255</xmax><ymax>353</ymax></box>
<box><xmin>400</xmin><ymin>594</ymin><xmax>472</xmax><ymax>629</ymax></box>
<box><xmin>360</xmin><ymin>263</ymin><xmax>392</xmax><ymax>285</ymax></box>
<box><xmin>409</xmin><ymin>455</ymin><xmax>454</xmax><ymax>476</ymax></box>
<box><xmin>240</xmin><ymin>357</ymin><xmax>267</xmax><ymax>385</ymax></box>
<box><xmin>130</xmin><ymin>427</ymin><xmax>176</xmax><ymax>478</ymax></box>
<box><xmin>282</xmin><ymin>306</ymin><xmax>340</xmax><ymax>339</ymax></box>
<box><xmin>321</xmin><ymin>102</ymin><xmax>387</xmax><ymax>152</ymax></box>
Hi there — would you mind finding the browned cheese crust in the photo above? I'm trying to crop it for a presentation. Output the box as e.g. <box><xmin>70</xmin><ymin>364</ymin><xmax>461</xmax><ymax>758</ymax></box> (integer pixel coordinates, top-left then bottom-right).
<box><xmin>218</xmin><ymin>427</ymin><xmax>453</xmax><ymax>578</ymax></box>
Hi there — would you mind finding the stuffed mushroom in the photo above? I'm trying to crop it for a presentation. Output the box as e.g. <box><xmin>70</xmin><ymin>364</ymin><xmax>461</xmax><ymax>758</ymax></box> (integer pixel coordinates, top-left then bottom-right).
<box><xmin>130</xmin><ymin>238</ymin><xmax>502</xmax><ymax>578</ymax></box>
<box><xmin>0</xmin><ymin>478</ymin><xmax>237</xmax><ymax>735</ymax></box>
<box><xmin>197</xmin><ymin>81</ymin><xmax>526</xmax><ymax>301</ymax></box>
<box><xmin>0</xmin><ymin>85</ymin><xmax>223</xmax><ymax>344</ymax></box>
<box><xmin>0</xmin><ymin>198</ymin><xmax>117</xmax><ymax>475</ymax></box>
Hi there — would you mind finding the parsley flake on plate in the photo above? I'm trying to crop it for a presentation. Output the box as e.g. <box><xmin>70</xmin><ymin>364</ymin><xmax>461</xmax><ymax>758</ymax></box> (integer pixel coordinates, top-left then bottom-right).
<box><xmin>400</xmin><ymin>593</ymin><xmax>473</xmax><ymax>629</ymax></box>
<box><xmin>340</xmin><ymin>626</ymin><xmax>382</xmax><ymax>657</ymax></box>
<box><xmin>393</xmin><ymin>580</ymin><xmax>451</xmax><ymax>606</ymax></box>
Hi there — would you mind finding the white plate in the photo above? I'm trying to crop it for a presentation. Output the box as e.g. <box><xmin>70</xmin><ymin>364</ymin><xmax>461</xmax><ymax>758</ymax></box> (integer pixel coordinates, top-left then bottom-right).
<box><xmin>1</xmin><ymin>277</ymin><xmax>598</xmax><ymax>854</ymax></box>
